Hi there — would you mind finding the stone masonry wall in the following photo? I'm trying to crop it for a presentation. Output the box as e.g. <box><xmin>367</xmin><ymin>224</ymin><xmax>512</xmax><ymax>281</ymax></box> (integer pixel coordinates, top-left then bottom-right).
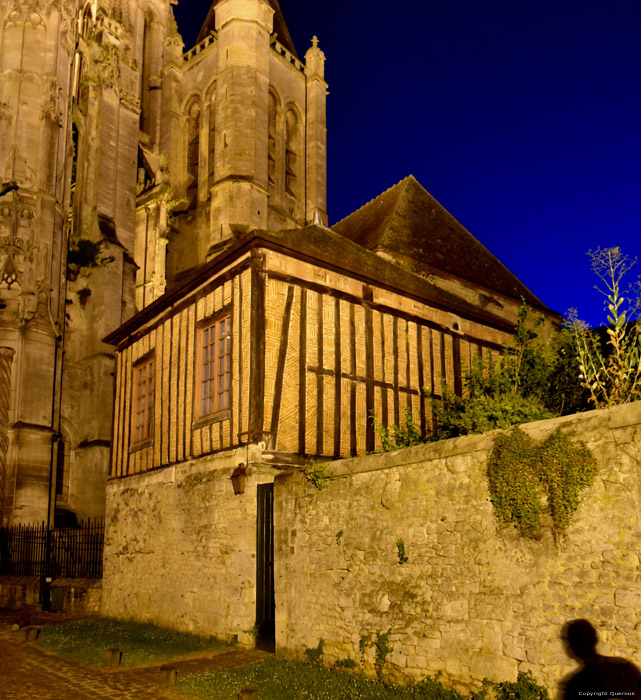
<box><xmin>102</xmin><ymin>445</ymin><xmax>276</xmax><ymax>646</ymax></box>
<box><xmin>0</xmin><ymin>576</ymin><xmax>101</xmax><ymax>614</ymax></box>
<box><xmin>274</xmin><ymin>402</ymin><xmax>641</xmax><ymax>695</ymax></box>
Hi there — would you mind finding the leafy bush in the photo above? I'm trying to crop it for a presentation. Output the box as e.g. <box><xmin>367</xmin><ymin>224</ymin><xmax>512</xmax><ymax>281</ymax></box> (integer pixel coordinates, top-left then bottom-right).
<box><xmin>433</xmin><ymin>304</ymin><xmax>593</xmax><ymax>441</ymax></box>
<box><xmin>304</xmin><ymin>461</ymin><xmax>330</xmax><ymax>490</ymax></box>
<box><xmin>371</xmin><ymin>406</ymin><xmax>423</xmax><ymax>451</ymax></box>
<box><xmin>432</xmin><ymin>306</ymin><xmax>558</xmax><ymax>440</ymax></box>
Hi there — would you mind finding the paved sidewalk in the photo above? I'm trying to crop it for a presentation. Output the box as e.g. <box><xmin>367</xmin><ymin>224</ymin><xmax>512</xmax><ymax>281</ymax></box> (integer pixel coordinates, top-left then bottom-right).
<box><xmin>1</xmin><ymin>612</ymin><xmax>269</xmax><ymax>700</ymax></box>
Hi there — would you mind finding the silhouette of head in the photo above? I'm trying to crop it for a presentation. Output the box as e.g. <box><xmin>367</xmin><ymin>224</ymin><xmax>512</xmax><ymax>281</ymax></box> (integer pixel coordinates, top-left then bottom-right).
<box><xmin>563</xmin><ymin>619</ymin><xmax>599</xmax><ymax>660</ymax></box>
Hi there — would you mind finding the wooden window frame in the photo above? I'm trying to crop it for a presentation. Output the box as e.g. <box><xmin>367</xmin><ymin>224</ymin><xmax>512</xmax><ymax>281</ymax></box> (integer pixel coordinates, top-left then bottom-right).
<box><xmin>130</xmin><ymin>351</ymin><xmax>155</xmax><ymax>449</ymax></box>
<box><xmin>194</xmin><ymin>311</ymin><xmax>231</xmax><ymax>426</ymax></box>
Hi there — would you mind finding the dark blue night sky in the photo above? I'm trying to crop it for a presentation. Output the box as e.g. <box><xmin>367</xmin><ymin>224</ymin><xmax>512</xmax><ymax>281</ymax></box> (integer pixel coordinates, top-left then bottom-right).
<box><xmin>174</xmin><ymin>1</ymin><xmax>641</xmax><ymax>328</ymax></box>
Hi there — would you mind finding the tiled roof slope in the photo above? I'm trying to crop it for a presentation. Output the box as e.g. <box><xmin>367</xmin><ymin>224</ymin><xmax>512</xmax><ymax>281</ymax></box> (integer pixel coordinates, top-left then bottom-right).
<box><xmin>104</xmin><ymin>226</ymin><xmax>516</xmax><ymax>347</ymax></box>
<box><xmin>195</xmin><ymin>0</ymin><xmax>298</xmax><ymax>57</ymax></box>
<box><xmin>332</xmin><ymin>175</ymin><xmax>549</xmax><ymax>310</ymax></box>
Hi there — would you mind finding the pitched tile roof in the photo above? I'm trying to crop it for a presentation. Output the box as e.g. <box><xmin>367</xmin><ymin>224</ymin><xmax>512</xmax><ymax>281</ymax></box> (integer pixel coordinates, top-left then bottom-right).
<box><xmin>195</xmin><ymin>0</ymin><xmax>298</xmax><ymax>57</ymax></box>
<box><xmin>332</xmin><ymin>175</ymin><xmax>549</xmax><ymax>311</ymax></box>
<box><xmin>104</xmin><ymin>226</ymin><xmax>518</xmax><ymax>347</ymax></box>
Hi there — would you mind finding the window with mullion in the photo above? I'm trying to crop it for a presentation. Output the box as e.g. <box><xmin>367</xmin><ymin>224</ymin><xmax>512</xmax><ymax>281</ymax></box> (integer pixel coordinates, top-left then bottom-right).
<box><xmin>197</xmin><ymin>315</ymin><xmax>231</xmax><ymax>420</ymax></box>
<box><xmin>132</xmin><ymin>356</ymin><xmax>154</xmax><ymax>445</ymax></box>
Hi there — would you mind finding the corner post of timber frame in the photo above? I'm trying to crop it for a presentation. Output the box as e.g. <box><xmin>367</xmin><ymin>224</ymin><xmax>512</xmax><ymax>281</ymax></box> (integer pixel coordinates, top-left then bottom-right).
<box><xmin>249</xmin><ymin>249</ymin><xmax>267</xmax><ymax>444</ymax></box>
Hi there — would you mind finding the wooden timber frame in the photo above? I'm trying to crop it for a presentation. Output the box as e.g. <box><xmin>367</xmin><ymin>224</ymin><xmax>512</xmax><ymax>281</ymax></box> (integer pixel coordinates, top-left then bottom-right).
<box><xmin>105</xmin><ymin>228</ymin><xmax>526</xmax><ymax>477</ymax></box>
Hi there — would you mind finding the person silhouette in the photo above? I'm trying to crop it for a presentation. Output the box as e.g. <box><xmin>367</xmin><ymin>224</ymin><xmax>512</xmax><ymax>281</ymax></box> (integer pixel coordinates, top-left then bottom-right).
<box><xmin>561</xmin><ymin>619</ymin><xmax>641</xmax><ymax>699</ymax></box>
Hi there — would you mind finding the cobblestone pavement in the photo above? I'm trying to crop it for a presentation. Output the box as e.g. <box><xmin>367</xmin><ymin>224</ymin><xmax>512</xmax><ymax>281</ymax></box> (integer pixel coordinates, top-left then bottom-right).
<box><xmin>1</xmin><ymin>608</ymin><xmax>269</xmax><ymax>700</ymax></box>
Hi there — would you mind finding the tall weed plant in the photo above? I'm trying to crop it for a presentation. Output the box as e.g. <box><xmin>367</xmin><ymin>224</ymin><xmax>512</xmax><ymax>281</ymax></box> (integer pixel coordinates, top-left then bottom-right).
<box><xmin>567</xmin><ymin>247</ymin><xmax>641</xmax><ymax>407</ymax></box>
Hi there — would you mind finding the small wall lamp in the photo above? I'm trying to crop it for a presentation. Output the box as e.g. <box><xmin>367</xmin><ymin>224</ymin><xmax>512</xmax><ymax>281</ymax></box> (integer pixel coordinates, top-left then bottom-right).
<box><xmin>231</xmin><ymin>464</ymin><xmax>247</xmax><ymax>495</ymax></box>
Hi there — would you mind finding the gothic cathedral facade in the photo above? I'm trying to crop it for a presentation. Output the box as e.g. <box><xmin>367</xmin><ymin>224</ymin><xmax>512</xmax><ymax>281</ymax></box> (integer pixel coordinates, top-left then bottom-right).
<box><xmin>0</xmin><ymin>0</ymin><xmax>327</xmax><ymax>525</ymax></box>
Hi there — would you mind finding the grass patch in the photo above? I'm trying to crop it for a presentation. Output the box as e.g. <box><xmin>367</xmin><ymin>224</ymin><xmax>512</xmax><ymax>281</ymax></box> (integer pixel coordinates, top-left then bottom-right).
<box><xmin>36</xmin><ymin>617</ymin><xmax>228</xmax><ymax>667</ymax></box>
<box><xmin>179</xmin><ymin>657</ymin><xmax>465</xmax><ymax>700</ymax></box>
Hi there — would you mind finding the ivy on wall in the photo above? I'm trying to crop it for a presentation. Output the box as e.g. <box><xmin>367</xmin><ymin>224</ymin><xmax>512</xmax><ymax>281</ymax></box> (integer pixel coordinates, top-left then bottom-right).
<box><xmin>487</xmin><ymin>428</ymin><xmax>597</xmax><ymax>540</ymax></box>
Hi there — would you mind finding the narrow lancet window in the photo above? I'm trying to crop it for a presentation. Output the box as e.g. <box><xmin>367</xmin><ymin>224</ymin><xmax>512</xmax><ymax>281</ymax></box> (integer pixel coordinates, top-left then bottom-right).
<box><xmin>285</xmin><ymin>109</ymin><xmax>298</xmax><ymax>197</ymax></box>
<box><xmin>140</xmin><ymin>14</ymin><xmax>154</xmax><ymax>135</ymax></box>
<box><xmin>268</xmin><ymin>93</ymin><xmax>278</xmax><ymax>185</ymax></box>
<box><xmin>186</xmin><ymin>103</ymin><xmax>200</xmax><ymax>209</ymax></box>
<box><xmin>208</xmin><ymin>96</ymin><xmax>216</xmax><ymax>189</ymax></box>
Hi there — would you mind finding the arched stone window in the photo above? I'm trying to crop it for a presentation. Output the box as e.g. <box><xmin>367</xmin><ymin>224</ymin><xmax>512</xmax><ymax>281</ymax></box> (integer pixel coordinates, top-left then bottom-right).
<box><xmin>268</xmin><ymin>92</ymin><xmax>279</xmax><ymax>186</ymax></box>
<box><xmin>140</xmin><ymin>12</ymin><xmax>155</xmax><ymax>136</ymax></box>
<box><xmin>74</xmin><ymin>5</ymin><xmax>93</xmax><ymax>103</ymax></box>
<box><xmin>186</xmin><ymin>102</ymin><xmax>201</xmax><ymax>209</ymax></box>
<box><xmin>285</xmin><ymin>108</ymin><xmax>299</xmax><ymax>197</ymax></box>
<box><xmin>80</xmin><ymin>4</ymin><xmax>92</xmax><ymax>38</ymax></box>
<box><xmin>208</xmin><ymin>92</ymin><xmax>216</xmax><ymax>189</ymax></box>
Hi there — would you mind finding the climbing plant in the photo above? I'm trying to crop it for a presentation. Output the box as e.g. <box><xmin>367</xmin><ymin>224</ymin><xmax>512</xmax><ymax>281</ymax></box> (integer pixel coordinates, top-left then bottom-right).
<box><xmin>487</xmin><ymin>427</ymin><xmax>597</xmax><ymax>540</ymax></box>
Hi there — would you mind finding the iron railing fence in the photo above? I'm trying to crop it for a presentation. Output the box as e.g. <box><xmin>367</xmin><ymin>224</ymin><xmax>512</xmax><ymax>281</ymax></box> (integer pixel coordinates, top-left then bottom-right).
<box><xmin>0</xmin><ymin>519</ymin><xmax>104</xmax><ymax>579</ymax></box>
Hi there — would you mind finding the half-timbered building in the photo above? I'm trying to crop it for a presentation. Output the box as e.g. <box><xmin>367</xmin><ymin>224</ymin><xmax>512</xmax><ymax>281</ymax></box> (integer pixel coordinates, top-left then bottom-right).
<box><xmin>102</xmin><ymin>195</ymin><xmax>556</xmax><ymax>648</ymax></box>
<box><xmin>106</xmin><ymin>217</ymin><xmax>550</xmax><ymax>475</ymax></box>
<box><xmin>98</xmin><ymin>0</ymin><xmax>557</xmax><ymax>653</ymax></box>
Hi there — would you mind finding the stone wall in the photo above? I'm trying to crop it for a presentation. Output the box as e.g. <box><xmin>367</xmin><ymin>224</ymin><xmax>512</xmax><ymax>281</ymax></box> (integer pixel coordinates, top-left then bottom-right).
<box><xmin>274</xmin><ymin>402</ymin><xmax>641</xmax><ymax>694</ymax></box>
<box><xmin>102</xmin><ymin>446</ymin><xmax>277</xmax><ymax>647</ymax></box>
<box><xmin>0</xmin><ymin>576</ymin><xmax>101</xmax><ymax>614</ymax></box>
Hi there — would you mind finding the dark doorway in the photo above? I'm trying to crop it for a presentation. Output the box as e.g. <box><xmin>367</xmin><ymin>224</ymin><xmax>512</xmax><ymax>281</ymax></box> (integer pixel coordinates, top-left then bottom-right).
<box><xmin>256</xmin><ymin>482</ymin><xmax>275</xmax><ymax>652</ymax></box>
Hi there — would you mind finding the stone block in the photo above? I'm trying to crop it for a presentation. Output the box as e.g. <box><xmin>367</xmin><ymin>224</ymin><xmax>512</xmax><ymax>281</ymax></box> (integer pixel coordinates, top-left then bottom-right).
<box><xmin>503</xmin><ymin>643</ymin><xmax>527</xmax><ymax>662</ymax></box>
<box><xmin>441</xmin><ymin>598</ymin><xmax>469</xmax><ymax>620</ymax></box>
<box><xmin>615</xmin><ymin>588</ymin><xmax>641</xmax><ymax>608</ymax></box>
<box><xmin>469</xmin><ymin>654</ymin><xmax>518</xmax><ymax>683</ymax></box>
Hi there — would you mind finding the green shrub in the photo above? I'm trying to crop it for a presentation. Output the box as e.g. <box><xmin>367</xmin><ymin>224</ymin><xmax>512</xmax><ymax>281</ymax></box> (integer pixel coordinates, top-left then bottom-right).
<box><xmin>304</xmin><ymin>461</ymin><xmax>330</xmax><ymax>490</ymax></box>
<box><xmin>371</xmin><ymin>406</ymin><xmax>422</xmax><ymax>451</ymax></box>
<box><xmin>473</xmin><ymin>671</ymin><xmax>550</xmax><ymax>700</ymax></box>
<box><xmin>432</xmin><ymin>304</ymin><xmax>591</xmax><ymax>441</ymax></box>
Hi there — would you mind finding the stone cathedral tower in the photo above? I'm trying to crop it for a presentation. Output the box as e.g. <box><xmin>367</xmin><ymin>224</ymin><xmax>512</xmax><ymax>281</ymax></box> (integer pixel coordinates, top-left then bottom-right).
<box><xmin>0</xmin><ymin>0</ymin><xmax>327</xmax><ymax>525</ymax></box>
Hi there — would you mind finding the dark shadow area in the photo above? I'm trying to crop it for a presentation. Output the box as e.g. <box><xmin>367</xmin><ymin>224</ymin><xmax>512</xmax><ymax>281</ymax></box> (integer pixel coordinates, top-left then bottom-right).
<box><xmin>561</xmin><ymin>619</ymin><xmax>641</xmax><ymax>699</ymax></box>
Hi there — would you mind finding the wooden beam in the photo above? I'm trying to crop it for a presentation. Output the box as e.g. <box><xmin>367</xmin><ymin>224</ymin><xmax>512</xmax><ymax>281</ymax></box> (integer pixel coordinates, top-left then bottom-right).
<box><xmin>298</xmin><ymin>288</ymin><xmax>307</xmax><ymax>455</ymax></box>
<box><xmin>249</xmin><ymin>251</ymin><xmax>266</xmax><ymax>443</ymax></box>
<box><xmin>316</xmin><ymin>291</ymin><xmax>324</xmax><ymax>455</ymax></box>
<box><xmin>393</xmin><ymin>316</ymin><xmax>399</xmax><ymax>426</ymax></box>
<box><xmin>453</xmin><ymin>335</ymin><xmax>463</xmax><ymax>395</ymax></box>
<box><xmin>364</xmin><ymin>287</ymin><xmax>375</xmax><ymax>453</ymax></box>
<box><xmin>417</xmin><ymin>325</ymin><xmax>426</xmax><ymax>437</ymax></box>
<box><xmin>267</xmin><ymin>270</ymin><xmax>504</xmax><ymax>352</ymax></box>
<box><xmin>333</xmin><ymin>297</ymin><xmax>341</xmax><ymax>458</ymax></box>
<box><xmin>349</xmin><ymin>303</ymin><xmax>357</xmax><ymax>457</ymax></box>
<box><xmin>269</xmin><ymin>285</ymin><xmax>294</xmax><ymax>450</ymax></box>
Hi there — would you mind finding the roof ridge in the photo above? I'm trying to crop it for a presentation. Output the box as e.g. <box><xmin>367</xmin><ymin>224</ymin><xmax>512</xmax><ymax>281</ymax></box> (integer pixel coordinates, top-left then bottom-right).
<box><xmin>383</xmin><ymin>176</ymin><xmax>413</xmax><ymax>239</ymax></box>
<box><xmin>331</xmin><ymin>175</ymin><xmax>414</xmax><ymax>228</ymax></box>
